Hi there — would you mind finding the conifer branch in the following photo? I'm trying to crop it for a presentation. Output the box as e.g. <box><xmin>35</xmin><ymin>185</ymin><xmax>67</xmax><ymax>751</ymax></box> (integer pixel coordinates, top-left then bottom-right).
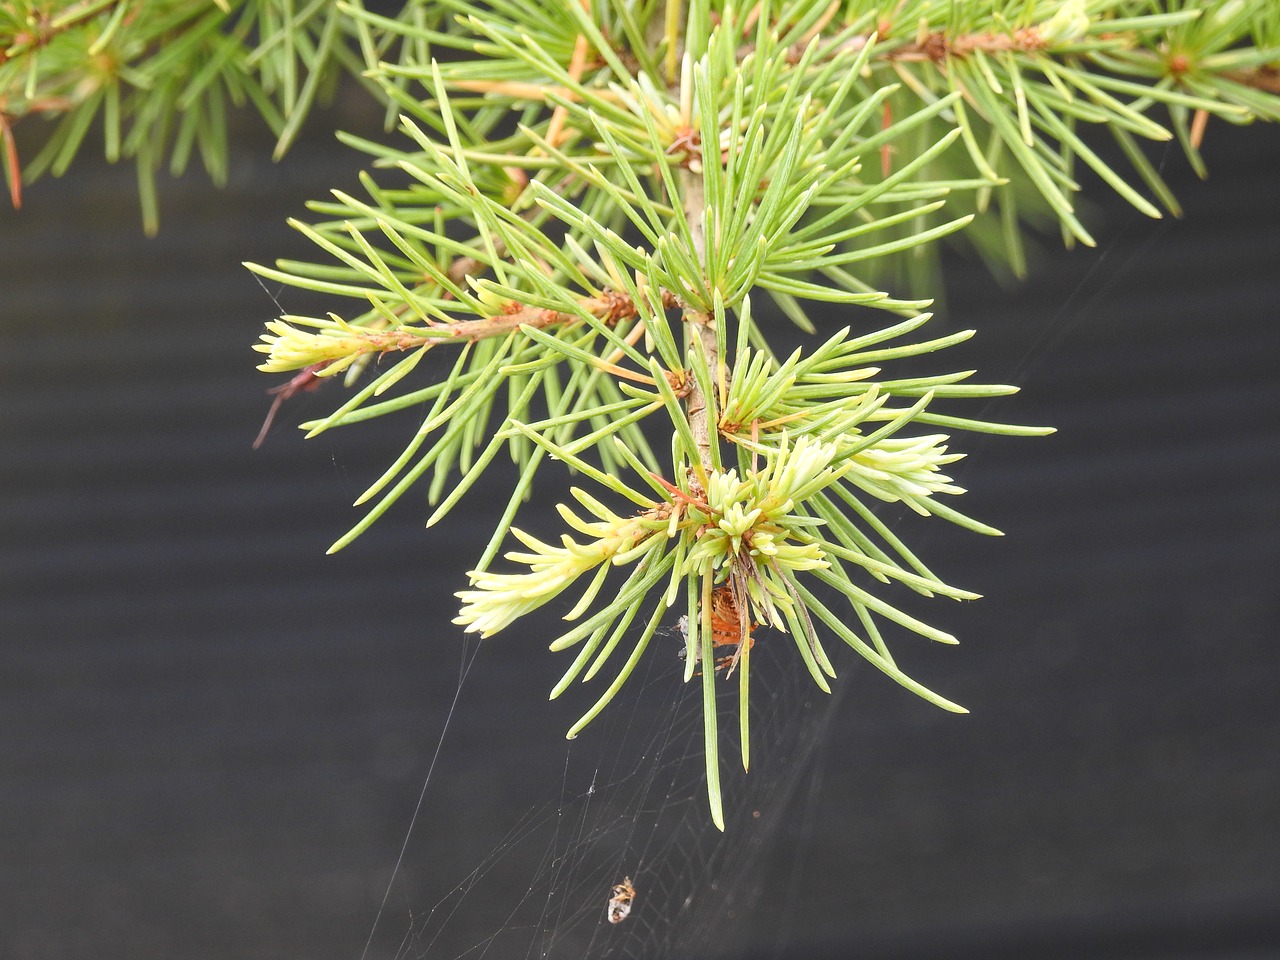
<box><xmin>254</xmin><ymin>288</ymin><xmax>646</xmax><ymax>375</ymax></box>
<box><xmin>9</xmin><ymin>0</ymin><xmax>1277</xmax><ymax>826</ymax></box>
<box><xmin>230</xmin><ymin>4</ymin><xmax>1277</xmax><ymax>824</ymax></box>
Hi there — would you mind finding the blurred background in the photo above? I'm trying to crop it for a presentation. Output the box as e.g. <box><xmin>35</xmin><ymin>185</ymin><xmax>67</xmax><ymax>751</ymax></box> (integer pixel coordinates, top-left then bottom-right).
<box><xmin>2</xmin><ymin>96</ymin><xmax>1277</xmax><ymax>960</ymax></box>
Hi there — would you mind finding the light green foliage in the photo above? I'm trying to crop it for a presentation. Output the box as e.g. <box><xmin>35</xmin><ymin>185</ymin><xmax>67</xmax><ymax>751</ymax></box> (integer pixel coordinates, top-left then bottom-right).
<box><xmin>9</xmin><ymin>1</ymin><xmax>1278</xmax><ymax>827</ymax></box>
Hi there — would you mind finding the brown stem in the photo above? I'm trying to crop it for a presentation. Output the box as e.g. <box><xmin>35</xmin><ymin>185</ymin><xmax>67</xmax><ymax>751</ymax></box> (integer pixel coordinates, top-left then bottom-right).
<box><xmin>889</xmin><ymin>28</ymin><xmax>1049</xmax><ymax>63</ymax></box>
<box><xmin>1222</xmin><ymin>67</ymin><xmax>1280</xmax><ymax>96</ymax></box>
<box><xmin>677</xmin><ymin>167</ymin><xmax>718</xmax><ymax>475</ymax></box>
<box><xmin>1</xmin><ymin>113</ymin><xmax>21</xmax><ymax>208</ymax></box>
<box><xmin>444</xmin><ymin>292</ymin><xmax>637</xmax><ymax>341</ymax></box>
<box><xmin>774</xmin><ymin>23</ymin><xmax>1050</xmax><ymax>66</ymax></box>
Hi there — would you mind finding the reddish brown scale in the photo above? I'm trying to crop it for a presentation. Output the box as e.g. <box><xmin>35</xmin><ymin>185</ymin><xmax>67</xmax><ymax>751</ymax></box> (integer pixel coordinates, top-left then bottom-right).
<box><xmin>708</xmin><ymin>585</ymin><xmax>756</xmax><ymax>669</ymax></box>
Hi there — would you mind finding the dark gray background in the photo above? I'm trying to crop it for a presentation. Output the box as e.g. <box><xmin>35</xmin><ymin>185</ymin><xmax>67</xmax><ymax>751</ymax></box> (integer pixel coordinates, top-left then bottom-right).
<box><xmin>3</xmin><ymin>95</ymin><xmax>1277</xmax><ymax>960</ymax></box>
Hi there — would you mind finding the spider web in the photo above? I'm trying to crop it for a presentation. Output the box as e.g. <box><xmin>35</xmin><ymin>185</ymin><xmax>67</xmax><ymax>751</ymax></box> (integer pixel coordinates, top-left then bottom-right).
<box><xmin>361</xmin><ymin>613</ymin><xmax>843</xmax><ymax>960</ymax></box>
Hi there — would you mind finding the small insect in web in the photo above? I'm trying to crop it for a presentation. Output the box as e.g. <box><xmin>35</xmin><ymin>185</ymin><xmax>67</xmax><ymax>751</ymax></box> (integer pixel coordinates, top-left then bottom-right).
<box><xmin>607</xmin><ymin>876</ymin><xmax>636</xmax><ymax>924</ymax></box>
